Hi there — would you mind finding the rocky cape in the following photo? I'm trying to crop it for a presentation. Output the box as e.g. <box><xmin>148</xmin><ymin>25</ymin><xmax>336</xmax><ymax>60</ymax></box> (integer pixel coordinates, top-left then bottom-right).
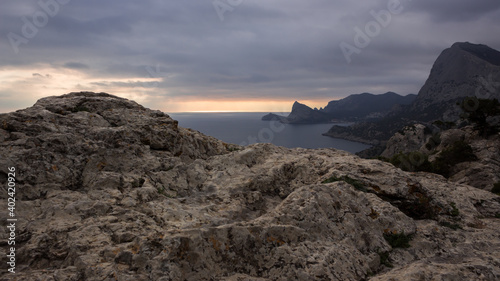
<box><xmin>1</xmin><ymin>92</ymin><xmax>500</xmax><ymax>280</ymax></box>
<box><xmin>262</xmin><ymin>93</ymin><xmax>415</xmax><ymax>124</ymax></box>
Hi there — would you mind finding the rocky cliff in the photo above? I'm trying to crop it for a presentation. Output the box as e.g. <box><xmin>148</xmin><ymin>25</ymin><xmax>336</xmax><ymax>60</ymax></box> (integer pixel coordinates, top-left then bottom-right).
<box><xmin>1</xmin><ymin>92</ymin><xmax>500</xmax><ymax>280</ymax></box>
<box><xmin>411</xmin><ymin>42</ymin><xmax>500</xmax><ymax>121</ymax></box>
<box><xmin>325</xmin><ymin>42</ymin><xmax>500</xmax><ymax>145</ymax></box>
<box><xmin>263</xmin><ymin>93</ymin><xmax>415</xmax><ymax>124</ymax></box>
<box><xmin>283</xmin><ymin>101</ymin><xmax>330</xmax><ymax>124</ymax></box>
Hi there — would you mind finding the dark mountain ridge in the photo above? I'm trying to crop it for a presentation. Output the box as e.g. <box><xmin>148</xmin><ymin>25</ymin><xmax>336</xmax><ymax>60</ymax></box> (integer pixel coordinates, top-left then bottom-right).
<box><xmin>323</xmin><ymin>92</ymin><xmax>416</xmax><ymax>119</ymax></box>
<box><xmin>325</xmin><ymin>42</ymin><xmax>500</xmax><ymax>145</ymax></box>
<box><xmin>262</xmin><ymin>92</ymin><xmax>416</xmax><ymax>124</ymax></box>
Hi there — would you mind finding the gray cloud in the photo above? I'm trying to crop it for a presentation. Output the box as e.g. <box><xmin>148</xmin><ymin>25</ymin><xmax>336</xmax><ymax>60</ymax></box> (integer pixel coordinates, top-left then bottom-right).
<box><xmin>63</xmin><ymin>62</ymin><xmax>89</xmax><ymax>69</ymax></box>
<box><xmin>409</xmin><ymin>0</ymin><xmax>500</xmax><ymax>22</ymax></box>
<box><xmin>1</xmin><ymin>0</ymin><xmax>500</xmax><ymax>111</ymax></box>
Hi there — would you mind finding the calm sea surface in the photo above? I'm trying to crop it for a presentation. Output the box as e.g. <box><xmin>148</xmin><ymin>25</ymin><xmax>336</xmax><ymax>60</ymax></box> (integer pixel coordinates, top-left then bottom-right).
<box><xmin>170</xmin><ymin>112</ymin><xmax>371</xmax><ymax>154</ymax></box>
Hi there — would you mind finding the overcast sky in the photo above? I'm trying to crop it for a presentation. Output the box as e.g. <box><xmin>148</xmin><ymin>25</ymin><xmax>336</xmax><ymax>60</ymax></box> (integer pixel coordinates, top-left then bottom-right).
<box><xmin>1</xmin><ymin>0</ymin><xmax>500</xmax><ymax>112</ymax></box>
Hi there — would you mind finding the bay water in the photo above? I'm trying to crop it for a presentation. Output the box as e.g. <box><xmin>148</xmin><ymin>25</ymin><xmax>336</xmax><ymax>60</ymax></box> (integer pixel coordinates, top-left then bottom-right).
<box><xmin>170</xmin><ymin>112</ymin><xmax>371</xmax><ymax>154</ymax></box>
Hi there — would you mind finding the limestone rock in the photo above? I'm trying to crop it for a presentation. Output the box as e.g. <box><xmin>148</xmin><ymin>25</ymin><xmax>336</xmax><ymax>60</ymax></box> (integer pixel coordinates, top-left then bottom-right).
<box><xmin>383</xmin><ymin>123</ymin><xmax>500</xmax><ymax>192</ymax></box>
<box><xmin>381</xmin><ymin>124</ymin><xmax>430</xmax><ymax>158</ymax></box>
<box><xmin>0</xmin><ymin>92</ymin><xmax>499</xmax><ymax>280</ymax></box>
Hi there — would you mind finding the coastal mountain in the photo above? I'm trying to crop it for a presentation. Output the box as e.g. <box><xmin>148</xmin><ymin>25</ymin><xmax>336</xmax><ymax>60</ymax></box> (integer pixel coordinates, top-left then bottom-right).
<box><xmin>325</xmin><ymin>42</ymin><xmax>500</xmax><ymax>145</ymax></box>
<box><xmin>322</xmin><ymin>92</ymin><xmax>416</xmax><ymax>120</ymax></box>
<box><xmin>283</xmin><ymin>101</ymin><xmax>330</xmax><ymax>124</ymax></box>
<box><xmin>409</xmin><ymin>42</ymin><xmax>500</xmax><ymax>121</ymax></box>
<box><xmin>262</xmin><ymin>92</ymin><xmax>416</xmax><ymax>124</ymax></box>
<box><xmin>2</xmin><ymin>92</ymin><xmax>500</xmax><ymax>280</ymax></box>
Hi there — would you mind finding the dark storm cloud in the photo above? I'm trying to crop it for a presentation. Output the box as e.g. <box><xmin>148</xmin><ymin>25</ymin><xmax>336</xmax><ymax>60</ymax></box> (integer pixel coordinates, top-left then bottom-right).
<box><xmin>63</xmin><ymin>62</ymin><xmax>89</xmax><ymax>69</ymax></box>
<box><xmin>1</xmin><ymin>0</ymin><xmax>500</xmax><ymax>110</ymax></box>
<box><xmin>409</xmin><ymin>0</ymin><xmax>500</xmax><ymax>22</ymax></box>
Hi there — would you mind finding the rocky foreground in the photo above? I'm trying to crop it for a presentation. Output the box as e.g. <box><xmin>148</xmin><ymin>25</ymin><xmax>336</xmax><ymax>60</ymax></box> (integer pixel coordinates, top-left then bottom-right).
<box><xmin>1</xmin><ymin>92</ymin><xmax>500</xmax><ymax>280</ymax></box>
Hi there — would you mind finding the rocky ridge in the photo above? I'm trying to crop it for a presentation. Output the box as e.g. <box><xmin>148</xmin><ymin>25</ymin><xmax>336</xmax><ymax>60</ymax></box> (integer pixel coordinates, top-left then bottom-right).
<box><xmin>1</xmin><ymin>92</ymin><xmax>500</xmax><ymax>280</ymax></box>
<box><xmin>262</xmin><ymin>93</ymin><xmax>415</xmax><ymax>124</ymax></box>
<box><xmin>325</xmin><ymin>42</ymin><xmax>500</xmax><ymax>145</ymax></box>
<box><xmin>322</xmin><ymin>92</ymin><xmax>416</xmax><ymax>120</ymax></box>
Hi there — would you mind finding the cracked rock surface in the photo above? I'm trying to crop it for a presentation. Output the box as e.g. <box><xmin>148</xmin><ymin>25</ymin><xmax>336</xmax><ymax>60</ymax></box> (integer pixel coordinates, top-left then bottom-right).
<box><xmin>0</xmin><ymin>92</ymin><xmax>499</xmax><ymax>280</ymax></box>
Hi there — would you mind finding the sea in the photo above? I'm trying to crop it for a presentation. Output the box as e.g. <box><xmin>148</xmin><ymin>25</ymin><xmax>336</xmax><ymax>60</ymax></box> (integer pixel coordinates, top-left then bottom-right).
<box><xmin>170</xmin><ymin>112</ymin><xmax>371</xmax><ymax>154</ymax></box>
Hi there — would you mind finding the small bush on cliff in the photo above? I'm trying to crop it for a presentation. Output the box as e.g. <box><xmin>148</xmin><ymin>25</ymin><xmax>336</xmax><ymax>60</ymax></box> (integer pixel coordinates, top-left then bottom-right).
<box><xmin>383</xmin><ymin>232</ymin><xmax>413</xmax><ymax>248</ymax></box>
<box><xmin>492</xmin><ymin>182</ymin><xmax>500</xmax><ymax>195</ymax></box>
<box><xmin>460</xmin><ymin>97</ymin><xmax>500</xmax><ymax>137</ymax></box>
<box><xmin>432</xmin><ymin>120</ymin><xmax>456</xmax><ymax>130</ymax></box>
<box><xmin>377</xmin><ymin>251</ymin><xmax>393</xmax><ymax>268</ymax></box>
<box><xmin>382</xmin><ymin>140</ymin><xmax>477</xmax><ymax>178</ymax></box>
<box><xmin>431</xmin><ymin>140</ymin><xmax>477</xmax><ymax>177</ymax></box>
<box><xmin>449</xmin><ymin>202</ymin><xmax>460</xmax><ymax>217</ymax></box>
<box><xmin>388</xmin><ymin>152</ymin><xmax>433</xmax><ymax>173</ymax></box>
<box><xmin>322</xmin><ymin>175</ymin><xmax>367</xmax><ymax>192</ymax></box>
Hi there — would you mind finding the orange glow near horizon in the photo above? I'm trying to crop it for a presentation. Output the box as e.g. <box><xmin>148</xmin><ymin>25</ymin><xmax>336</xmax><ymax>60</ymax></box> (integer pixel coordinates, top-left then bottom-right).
<box><xmin>163</xmin><ymin>99</ymin><xmax>332</xmax><ymax>113</ymax></box>
<box><xmin>0</xmin><ymin>67</ymin><xmax>335</xmax><ymax>114</ymax></box>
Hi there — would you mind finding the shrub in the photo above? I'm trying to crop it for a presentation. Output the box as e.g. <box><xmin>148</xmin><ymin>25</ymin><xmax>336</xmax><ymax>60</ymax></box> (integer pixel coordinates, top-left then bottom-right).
<box><xmin>378</xmin><ymin>251</ymin><xmax>393</xmax><ymax>268</ymax></box>
<box><xmin>322</xmin><ymin>175</ymin><xmax>367</xmax><ymax>192</ymax></box>
<box><xmin>71</xmin><ymin>105</ymin><xmax>90</xmax><ymax>112</ymax></box>
<box><xmin>425</xmin><ymin>134</ymin><xmax>441</xmax><ymax>151</ymax></box>
<box><xmin>460</xmin><ymin>97</ymin><xmax>500</xmax><ymax>137</ymax></box>
<box><xmin>492</xmin><ymin>182</ymin><xmax>500</xmax><ymax>195</ymax></box>
<box><xmin>383</xmin><ymin>232</ymin><xmax>413</xmax><ymax>248</ymax></box>
<box><xmin>432</xmin><ymin>140</ymin><xmax>477</xmax><ymax>177</ymax></box>
<box><xmin>449</xmin><ymin>202</ymin><xmax>460</xmax><ymax>217</ymax></box>
<box><xmin>439</xmin><ymin>221</ymin><xmax>462</xmax><ymax>230</ymax></box>
<box><xmin>432</xmin><ymin>120</ymin><xmax>456</xmax><ymax>130</ymax></box>
<box><xmin>388</xmin><ymin>152</ymin><xmax>433</xmax><ymax>173</ymax></box>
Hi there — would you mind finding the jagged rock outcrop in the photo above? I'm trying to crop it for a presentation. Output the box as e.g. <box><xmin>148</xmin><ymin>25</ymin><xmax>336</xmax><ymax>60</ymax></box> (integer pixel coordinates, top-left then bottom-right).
<box><xmin>380</xmin><ymin>124</ymin><xmax>431</xmax><ymax>158</ymax></box>
<box><xmin>1</xmin><ymin>92</ymin><xmax>500</xmax><ymax>280</ymax></box>
<box><xmin>283</xmin><ymin>101</ymin><xmax>330</xmax><ymax>124</ymax></box>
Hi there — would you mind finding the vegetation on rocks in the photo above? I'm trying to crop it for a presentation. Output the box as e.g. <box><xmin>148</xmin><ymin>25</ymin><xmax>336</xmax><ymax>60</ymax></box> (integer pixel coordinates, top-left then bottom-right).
<box><xmin>460</xmin><ymin>97</ymin><xmax>500</xmax><ymax>137</ymax></box>
<box><xmin>383</xmin><ymin>231</ymin><xmax>413</xmax><ymax>249</ymax></box>
<box><xmin>382</xmin><ymin>139</ymin><xmax>477</xmax><ymax>178</ymax></box>
<box><xmin>322</xmin><ymin>175</ymin><xmax>367</xmax><ymax>192</ymax></box>
<box><xmin>492</xmin><ymin>182</ymin><xmax>500</xmax><ymax>195</ymax></box>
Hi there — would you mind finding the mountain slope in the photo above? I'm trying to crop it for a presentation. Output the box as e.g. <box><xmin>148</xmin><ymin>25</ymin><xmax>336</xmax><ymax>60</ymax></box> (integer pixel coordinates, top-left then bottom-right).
<box><xmin>410</xmin><ymin>42</ymin><xmax>500</xmax><ymax>121</ymax></box>
<box><xmin>323</xmin><ymin>92</ymin><xmax>416</xmax><ymax>119</ymax></box>
<box><xmin>325</xmin><ymin>42</ymin><xmax>500</xmax><ymax>145</ymax></box>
